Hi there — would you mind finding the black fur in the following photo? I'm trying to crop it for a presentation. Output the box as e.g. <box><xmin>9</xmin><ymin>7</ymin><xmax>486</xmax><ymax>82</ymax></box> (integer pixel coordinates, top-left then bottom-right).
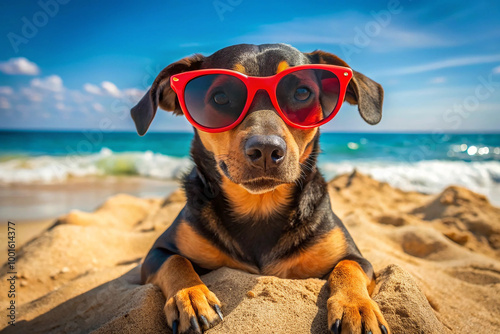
<box><xmin>141</xmin><ymin>129</ymin><xmax>371</xmax><ymax>282</ymax></box>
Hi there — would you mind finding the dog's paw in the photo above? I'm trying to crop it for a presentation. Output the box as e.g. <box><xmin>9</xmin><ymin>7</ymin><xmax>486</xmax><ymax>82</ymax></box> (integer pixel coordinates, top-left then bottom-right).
<box><xmin>165</xmin><ymin>284</ymin><xmax>223</xmax><ymax>334</ymax></box>
<box><xmin>327</xmin><ymin>292</ymin><xmax>389</xmax><ymax>334</ymax></box>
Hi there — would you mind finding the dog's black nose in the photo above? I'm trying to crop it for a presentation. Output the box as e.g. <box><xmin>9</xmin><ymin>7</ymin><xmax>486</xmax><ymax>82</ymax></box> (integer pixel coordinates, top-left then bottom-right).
<box><xmin>244</xmin><ymin>135</ymin><xmax>286</xmax><ymax>169</ymax></box>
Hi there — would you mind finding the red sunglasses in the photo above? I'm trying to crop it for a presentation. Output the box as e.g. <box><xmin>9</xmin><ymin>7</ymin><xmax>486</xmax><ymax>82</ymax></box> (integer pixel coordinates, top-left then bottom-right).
<box><xmin>170</xmin><ymin>64</ymin><xmax>353</xmax><ymax>133</ymax></box>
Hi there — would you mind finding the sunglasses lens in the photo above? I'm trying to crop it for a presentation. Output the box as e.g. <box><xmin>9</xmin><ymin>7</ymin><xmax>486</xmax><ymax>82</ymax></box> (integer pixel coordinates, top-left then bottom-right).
<box><xmin>184</xmin><ymin>74</ymin><xmax>247</xmax><ymax>129</ymax></box>
<box><xmin>276</xmin><ymin>69</ymin><xmax>340</xmax><ymax>126</ymax></box>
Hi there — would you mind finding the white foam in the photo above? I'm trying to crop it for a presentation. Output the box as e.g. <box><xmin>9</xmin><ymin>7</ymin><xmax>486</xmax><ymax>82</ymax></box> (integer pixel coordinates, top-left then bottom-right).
<box><xmin>1</xmin><ymin>150</ymin><xmax>499</xmax><ymax>204</ymax></box>
<box><xmin>320</xmin><ymin>160</ymin><xmax>500</xmax><ymax>203</ymax></box>
<box><xmin>0</xmin><ymin>148</ymin><xmax>193</xmax><ymax>184</ymax></box>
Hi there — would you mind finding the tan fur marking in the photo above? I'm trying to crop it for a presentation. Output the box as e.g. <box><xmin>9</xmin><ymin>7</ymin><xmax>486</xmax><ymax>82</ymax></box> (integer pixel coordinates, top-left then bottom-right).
<box><xmin>197</xmin><ymin>130</ymin><xmax>235</xmax><ymax>157</ymax></box>
<box><xmin>326</xmin><ymin>260</ymin><xmax>390</xmax><ymax>333</ymax></box>
<box><xmin>291</xmin><ymin>127</ymin><xmax>317</xmax><ymax>161</ymax></box>
<box><xmin>177</xmin><ymin>221</ymin><xmax>259</xmax><ymax>273</ymax></box>
<box><xmin>264</xmin><ymin>228</ymin><xmax>347</xmax><ymax>279</ymax></box>
<box><xmin>276</xmin><ymin>60</ymin><xmax>289</xmax><ymax>73</ymax></box>
<box><xmin>146</xmin><ymin>255</ymin><xmax>203</xmax><ymax>297</ymax></box>
<box><xmin>147</xmin><ymin>255</ymin><xmax>222</xmax><ymax>331</ymax></box>
<box><xmin>299</xmin><ymin>140</ymin><xmax>314</xmax><ymax>163</ymax></box>
<box><xmin>282</xmin><ymin>125</ymin><xmax>300</xmax><ymax>163</ymax></box>
<box><xmin>233</xmin><ymin>63</ymin><xmax>246</xmax><ymax>74</ymax></box>
<box><xmin>328</xmin><ymin>260</ymin><xmax>371</xmax><ymax>297</ymax></box>
<box><xmin>222</xmin><ymin>177</ymin><xmax>294</xmax><ymax>218</ymax></box>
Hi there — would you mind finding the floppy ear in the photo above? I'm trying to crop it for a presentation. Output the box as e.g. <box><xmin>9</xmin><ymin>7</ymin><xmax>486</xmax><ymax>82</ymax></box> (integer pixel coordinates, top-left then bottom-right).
<box><xmin>306</xmin><ymin>50</ymin><xmax>384</xmax><ymax>125</ymax></box>
<box><xmin>131</xmin><ymin>54</ymin><xmax>205</xmax><ymax>135</ymax></box>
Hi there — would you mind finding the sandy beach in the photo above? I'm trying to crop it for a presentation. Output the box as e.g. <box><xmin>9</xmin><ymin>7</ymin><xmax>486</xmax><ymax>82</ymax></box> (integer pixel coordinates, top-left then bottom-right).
<box><xmin>1</xmin><ymin>171</ymin><xmax>499</xmax><ymax>333</ymax></box>
<box><xmin>2</xmin><ymin>0</ymin><xmax>500</xmax><ymax>332</ymax></box>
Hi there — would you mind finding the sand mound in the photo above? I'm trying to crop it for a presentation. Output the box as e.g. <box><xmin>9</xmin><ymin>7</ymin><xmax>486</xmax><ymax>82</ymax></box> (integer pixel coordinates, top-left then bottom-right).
<box><xmin>411</xmin><ymin>186</ymin><xmax>500</xmax><ymax>258</ymax></box>
<box><xmin>1</xmin><ymin>172</ymin><xmax>500</xmax><ymax>333</ymax></box>
<box><xmin>373</xmin><ymin>265</ymin><xmax>446</xmax><ymax>334</ymax></box>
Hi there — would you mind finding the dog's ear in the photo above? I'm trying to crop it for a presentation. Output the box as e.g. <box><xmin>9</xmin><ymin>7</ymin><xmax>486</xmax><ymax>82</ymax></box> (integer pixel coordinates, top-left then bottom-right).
<box><xmin>306</xmin><ymin>50</ymin><xmax>383</xmax><ymax>125</ymax></box>
<box><xmin>131</xmin><ymin>54</ymin><xmax>205</xmax><ymax>135</ymax></box>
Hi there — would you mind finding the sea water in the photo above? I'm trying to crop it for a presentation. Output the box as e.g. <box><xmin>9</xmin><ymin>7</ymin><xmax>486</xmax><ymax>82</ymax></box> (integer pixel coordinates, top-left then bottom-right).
<box><xmin>1</xmin><ymin>130</ymin><xmax>499</xmax><ymax>203</ymax></box>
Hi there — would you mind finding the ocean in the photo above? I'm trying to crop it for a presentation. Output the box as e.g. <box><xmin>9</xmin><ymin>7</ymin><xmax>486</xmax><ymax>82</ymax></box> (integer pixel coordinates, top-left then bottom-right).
<box><xmin>1</xmin><ymin>130</ymin><xmax>500</xmax><ymax>205</ymax></box>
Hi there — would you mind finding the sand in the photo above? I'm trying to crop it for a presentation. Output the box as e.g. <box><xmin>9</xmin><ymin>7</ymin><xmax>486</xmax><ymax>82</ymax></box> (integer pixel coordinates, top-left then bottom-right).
<box><xmin>0</xmin><ymin>219</ymin><xmax>54</xmax><ymax>265</ymax></box>
<box><xmin>1</xmin><ymin>171</ymin><xmax>499</xmax><ymax>333</ymax></box>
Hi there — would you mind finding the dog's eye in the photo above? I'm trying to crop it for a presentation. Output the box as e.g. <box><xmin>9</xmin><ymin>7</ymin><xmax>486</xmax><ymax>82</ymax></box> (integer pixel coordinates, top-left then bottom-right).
<box><xmin>213</xmin><ymin>92</ymin><xmax>229</xmax><ymax>105</ymax></box>
<box><xmin>294</xmin><ymin>87</ymin><xmax>311</xmax><ymax>101</ymax></box>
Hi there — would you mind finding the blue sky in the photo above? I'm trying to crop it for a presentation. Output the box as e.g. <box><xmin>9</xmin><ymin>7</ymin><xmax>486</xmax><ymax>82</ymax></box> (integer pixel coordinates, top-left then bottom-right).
<box><xmin>0</xmin><ymin>0</ymin><xmax>499</xmax><ymax>133</ymax></box>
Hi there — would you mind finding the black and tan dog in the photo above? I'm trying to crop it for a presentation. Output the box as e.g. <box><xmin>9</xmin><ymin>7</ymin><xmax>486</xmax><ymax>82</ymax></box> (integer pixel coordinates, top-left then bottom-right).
<box><xmin>131</xmin><ymin>43</ymin><xmax>389</xmax><ymax>334</ymax></box>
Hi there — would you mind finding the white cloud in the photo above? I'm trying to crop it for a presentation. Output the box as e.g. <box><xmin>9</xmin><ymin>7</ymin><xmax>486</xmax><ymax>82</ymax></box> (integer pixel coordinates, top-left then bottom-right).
<box><xmin>493</xmin><ymin>65</ymin><xmax>500</xmax><ymax>74</ymax></box>
<box><xmin>84</xmin><ymin>81</ymin><xmax>123</xmax><ymax>98</ymax></box>
<box><xmin>0</xmin><ymin>97</ymin><xmax>10</xmax><ymax>109</ymax></box>
<box><xmin>123</xmin><ymin>88</ymin><xmax>146</xmax><ymax>101</ymax></box>
<box><xmin>101</xmin><ymin>81</ymin><xmax>121</xmax><ymax>97</ymax></box>
<box><xmin>430</xmin><ymin>76</ymin><xmax>446</xmax><ymax>84</ymax></box>
<box><xmin>0</xmin><ymin>57</ymin><xmax>40</xmax><ymax>75</ymax></box>
<box><xmin>383</xmin><ymin>54</ymin><xmax>500</xmax><ymax>76</ymax></box>
<box><xmin>21</xmin><ymin>87</ymin><xmax>43</xmax><ymax>102</ymax></box>
<box><xmin>92</xmin><ymin>102</ymin><xmax>105</xmax><ymax>112</ymax></box>
<box><xmin>0</xmin><ymin>86</ymin><xmax>14</xmax><ymax>95</ymax></box>
<box><xmin>31</xmin><ymin>75</ymin><xmax>63</xmax><ymax>92</ymax></box>
<box><xmin>7</xmin><ymin>73</ymin><xmax>146</xmax><ymax>124</ymax></box>
<box><xmin>84</xmin><ymin>83</ymin><xmax>102</xmax><ymax>95</ymax></box>
<box><xmin>55</xmin><ymin>102</ymin><xmax>67</xmax><ymax>111</ymax></box>
<box><xmin>0</xmin><ymin>86</ymin><xmax>14</xmax><ymax>96</ymax></box>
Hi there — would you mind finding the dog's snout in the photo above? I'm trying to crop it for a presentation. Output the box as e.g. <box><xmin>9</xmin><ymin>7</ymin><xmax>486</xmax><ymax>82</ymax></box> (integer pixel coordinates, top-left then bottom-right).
<box><xmin>244</xmin><ymin>135</ymin><xmax>286</xmax><ymax>170</ymax></box>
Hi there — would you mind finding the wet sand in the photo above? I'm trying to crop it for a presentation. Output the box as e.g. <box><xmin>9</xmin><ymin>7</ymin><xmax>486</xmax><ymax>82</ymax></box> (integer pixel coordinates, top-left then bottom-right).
<box><xmin>0</xmin><ymin>176</ymin><xmax>178</xmax><ymax>222</ymax></box>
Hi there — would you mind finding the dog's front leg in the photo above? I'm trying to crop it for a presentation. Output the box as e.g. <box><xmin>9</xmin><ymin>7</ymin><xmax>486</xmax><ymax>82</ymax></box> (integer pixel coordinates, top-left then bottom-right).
<box><xmin>147</xmin><ymin>254</ymin><xmax>223</xmax><ymax>334</ymax></box>
<box><xmin>327</xmin><ymin>259</ymin><xmax>389</xmax><ymax>334</ymax></box>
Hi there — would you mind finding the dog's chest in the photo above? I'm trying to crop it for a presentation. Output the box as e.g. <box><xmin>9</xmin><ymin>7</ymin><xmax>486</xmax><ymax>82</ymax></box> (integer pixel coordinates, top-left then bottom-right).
<box><xmin>178</xmin><ymin>220</ymin><xmax>346</xmax><ymax>279</ymax></box>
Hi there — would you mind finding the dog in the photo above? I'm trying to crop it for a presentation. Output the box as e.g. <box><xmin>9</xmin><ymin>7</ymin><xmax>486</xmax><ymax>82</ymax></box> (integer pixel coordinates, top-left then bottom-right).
<box><xmin>131</xmin><ymin>43</ymin><xmax>389</xmax><ymax>334</ymax></box>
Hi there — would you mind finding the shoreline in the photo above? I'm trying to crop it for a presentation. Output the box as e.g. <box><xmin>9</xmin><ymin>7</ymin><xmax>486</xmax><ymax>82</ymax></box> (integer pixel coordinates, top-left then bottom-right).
<box><xmin>1</xmin><ymin>174</ymin><xmax>499</xmax><ymax>223</ymax></box>
<box><xmin>0</xmin><ymin>175</ymin><xmax>179</xmax><ymax>222</ymax></box>
<box><xmin>1</xmin><ymin>173</ymin><xmax>498</xmax><ymax>222</ymax></box>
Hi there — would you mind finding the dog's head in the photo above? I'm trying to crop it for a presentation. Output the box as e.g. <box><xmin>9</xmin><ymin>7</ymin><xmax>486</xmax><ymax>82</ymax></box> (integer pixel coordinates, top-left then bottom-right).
<box><xmin>131</xmin><ymin>44</ymin><xmax>383</xmax><ymax>194</ymax></box>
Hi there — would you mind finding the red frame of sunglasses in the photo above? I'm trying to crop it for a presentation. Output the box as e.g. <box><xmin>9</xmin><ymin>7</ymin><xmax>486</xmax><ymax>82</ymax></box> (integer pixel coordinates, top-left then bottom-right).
<box><xmin>170</xmin><ymin>64</ymin><xmax>353</xmax><ymax>133</ymax></box>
